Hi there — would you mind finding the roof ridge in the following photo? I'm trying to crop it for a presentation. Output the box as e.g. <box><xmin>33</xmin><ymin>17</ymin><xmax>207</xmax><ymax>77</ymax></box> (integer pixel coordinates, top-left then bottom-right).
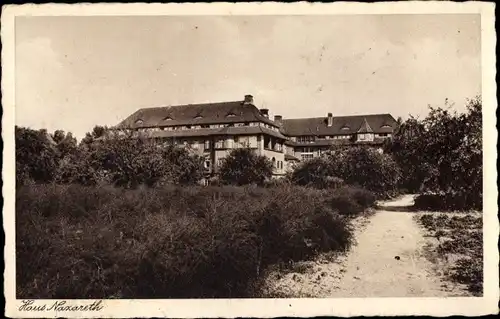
<box><xmin>138</xmin><ymin>100</ymin><xmax>243</xmax><ymax>111</ymax></box>
<box><xmin>282</xmin><ymin>113</ymin><xmax>392</xmax><ymax>121</ymax></box>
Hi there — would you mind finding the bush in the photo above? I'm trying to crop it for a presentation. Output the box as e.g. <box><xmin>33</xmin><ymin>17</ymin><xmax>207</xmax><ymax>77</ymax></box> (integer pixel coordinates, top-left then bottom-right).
<box><xmin>16</xmin><ymin>184</ymin><xmax>372</xmax><ymax>298</ymax></box>
<box><xmin>414</xmin><ymin>193</ymin><xmax>481</xmax><ymax>211</ymax></box>
<box><xmin>327</xmin><ymin>187</ymin><xmax>377</xmax><ymax>216</ymax></box>
<box><xmin>219</xmin><ymin>148</ymin><xmax>273</xmax><ymax>186</ymax></box>
<box><xmin>290</xmin><ymin>157</ymin><xmax>344</xmax><ymax>189</ymax></box>
<box><xmin>325</xmin><ymin>146</ymin><xmax>402</xmax><ymax>198</ymax></box>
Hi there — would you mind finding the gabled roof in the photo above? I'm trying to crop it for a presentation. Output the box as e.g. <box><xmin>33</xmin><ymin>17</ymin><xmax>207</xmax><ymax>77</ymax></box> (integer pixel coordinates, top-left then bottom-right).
<box><xmin>117</xmin><ymin>100</ymin><xmax>277</xmax><ymax>129</ymax></box>
<box><xmin>280</xmin><ymin>113</ymin><xmax>397</xmax><ymax>136</ymax></box>
<box><xmin>357</xmin><ymin>118</ymin><xmax>374</xmax><ymax>133</ymax></box>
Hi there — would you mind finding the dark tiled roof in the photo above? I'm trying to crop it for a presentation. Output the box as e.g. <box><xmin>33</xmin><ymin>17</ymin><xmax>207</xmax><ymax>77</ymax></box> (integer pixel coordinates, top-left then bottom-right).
<box><xmin>147</xmin><ymin>126</ymin><xmax>287</xmax><ymax>140</ymax></box>
<box><xmin>357</xmin><ymin>118</ymin><xmax>374</xmax><ymax>133</ymax></box>
<box><xmin>117</xmin><ymin>100</ymin><xmax>276</xmax><ymax>129</ymax></box>
<box><xmin>281</xmin><ymin>114</ymin><xmax>397</xmax><ymax>136</ymax></box>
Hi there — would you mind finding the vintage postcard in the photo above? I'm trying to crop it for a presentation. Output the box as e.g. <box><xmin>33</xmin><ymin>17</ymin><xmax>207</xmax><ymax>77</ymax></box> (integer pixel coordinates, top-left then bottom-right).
<box><xmin>2</xmin><ymin>1</ymin><xmax>498</xmax><ymax>318</ymax></box>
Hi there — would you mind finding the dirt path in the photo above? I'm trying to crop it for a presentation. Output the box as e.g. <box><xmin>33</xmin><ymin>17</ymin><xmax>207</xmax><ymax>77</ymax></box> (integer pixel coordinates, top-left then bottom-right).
<box><xmin>261</xmin><ymin>195</ymin><xmax>469</xmax><ymax>297</ymax></box>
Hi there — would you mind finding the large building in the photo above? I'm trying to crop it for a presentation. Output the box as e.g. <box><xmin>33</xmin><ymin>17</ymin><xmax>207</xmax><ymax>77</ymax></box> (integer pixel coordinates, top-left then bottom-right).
<box><xmin>117</xmin><ymin>95</ymin><xmax>399</xmax><ymax>177</ymax></box>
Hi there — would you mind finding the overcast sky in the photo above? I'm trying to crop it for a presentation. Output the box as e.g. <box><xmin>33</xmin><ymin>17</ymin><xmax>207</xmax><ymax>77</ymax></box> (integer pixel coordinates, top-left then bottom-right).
<box><xmin>15</xmin><ymin>14</ymin><xmax>481</xmax><ymax>139</ymax></box>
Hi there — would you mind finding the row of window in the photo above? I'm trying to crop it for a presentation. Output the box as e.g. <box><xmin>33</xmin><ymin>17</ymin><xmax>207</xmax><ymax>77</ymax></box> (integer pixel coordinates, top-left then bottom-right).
<box><xmin>136</xmin><ymin>121</ymin><xmax>280</xmax><ymax>132</ymax></box>
<box><xmin>301</xmin><ymin>154</ymin><xmax>314</xmax><ymax>161</ymax></box>
<box><xmin>204</xmin><ymin>157</ymin><xmax>285</xmax><ymax>171</ymax></box>
<box><xmin>293</xmin><ymin>133</ymin><xmax>390</xmax><ymax>142</ymax></box>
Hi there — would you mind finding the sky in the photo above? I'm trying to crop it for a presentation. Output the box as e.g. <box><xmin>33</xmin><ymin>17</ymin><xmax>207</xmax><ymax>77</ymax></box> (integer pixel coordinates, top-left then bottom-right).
<box><xmin>15</xmin><ymin>14</ymin><xmax>481</xmax><ymax>139</ymax></box>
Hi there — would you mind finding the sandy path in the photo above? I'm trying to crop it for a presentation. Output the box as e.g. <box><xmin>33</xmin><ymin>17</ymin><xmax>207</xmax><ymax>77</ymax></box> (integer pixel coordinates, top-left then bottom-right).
<box><xmin>261</xmin><ymin>195</ymin><xmax>468</xmax><ymax>297</ymax></box>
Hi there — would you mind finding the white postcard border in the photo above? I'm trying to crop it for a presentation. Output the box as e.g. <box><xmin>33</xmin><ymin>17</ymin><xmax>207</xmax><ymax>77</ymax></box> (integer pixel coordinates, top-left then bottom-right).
<box><xmin>2</xmin><ymin>2</ymin><xmax>498</xmax><ymax>318</ymax></box>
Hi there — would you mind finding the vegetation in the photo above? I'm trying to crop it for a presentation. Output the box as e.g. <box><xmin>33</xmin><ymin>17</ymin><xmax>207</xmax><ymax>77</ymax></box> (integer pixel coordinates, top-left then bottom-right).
<box><xmin>16</xmin><ymin>184</ymin><xmax>375</xmax><ymax>298</ymax></box>
<box><xmin>16</xmin><ymin>126</ymin><xmax>205</xmax><ymax>188</ymax></box>
<box><xmin>14</xmin><ymin>95</ymin><xmax>483</xmax><ymax>298</ymax></box>
<box><xmin>219</xmin><ymin>148</ymin><xmax>273</xmax><ymax>186</ymax></box>
<box><xmin>386</xmin><ymin>96</ymin><xmax>482</xmax><ymax>210</ymax></box>
<box><xmin>416</xmin><ymin>213</ymin><xmax>482</xmax><ymax>295</ymax></box>
<box><xmin>290</xmin><ymin>147</ymin><xmax>401</xmax><ymax>198</ymax></box>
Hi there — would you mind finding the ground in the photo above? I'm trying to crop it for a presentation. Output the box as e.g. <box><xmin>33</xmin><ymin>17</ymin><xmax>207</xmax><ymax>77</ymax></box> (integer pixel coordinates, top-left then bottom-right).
<box><xmin>260</xmin><ymin>195</ymin><xmax>471</xmax><ymax>297</ymax></box>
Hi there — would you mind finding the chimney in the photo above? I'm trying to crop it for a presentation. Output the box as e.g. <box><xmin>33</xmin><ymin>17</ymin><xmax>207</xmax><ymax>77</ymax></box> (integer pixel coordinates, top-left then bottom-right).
<box><xmin>243</xmin><ymin>94</ymin><xmax>254</xmax><ymax>105</ymax></box>
<box><xmin>274</xmin><ymin>115</ymin><xmax>283</xmax><ymax>126</ymax></box>
<box><xmin>260</xmin><ymin>109</ymin><xmax>269</xmax><ymax>118</ymax></box>
<box><xmin>327</xmin><ymin>112</ymin><xmax>333</xmax><ymax>127</ymax></box>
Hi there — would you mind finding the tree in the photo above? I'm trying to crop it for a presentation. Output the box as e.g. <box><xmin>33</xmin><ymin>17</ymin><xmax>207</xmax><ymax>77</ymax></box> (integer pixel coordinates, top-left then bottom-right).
<box><xmin>51</xmin><ymin>130</ymin><xmax>78</xmax><ymax>160</ymax></box>
<box><xmin>219</xmin><ymin>148</ymin><xmax>273</xmax><ymax>186</ymax></box>
<box><xmin>384</xmin><ymin>116</ymin><xmax>427</xmax><ymax>192</ymax></box>
<box><xmin>60</xmin><ymin>129</ymin><xmax>205</xmax><ymax>188</ymax></box>
<box><xmin>15</xmin><ymin>126</ymin><xmax>59</xmax><ymax>185</ymax></box>
<box><xmin>384</xmin><ymin>96</ymin><xmax>482</xmax><ymax>209</ymax></box>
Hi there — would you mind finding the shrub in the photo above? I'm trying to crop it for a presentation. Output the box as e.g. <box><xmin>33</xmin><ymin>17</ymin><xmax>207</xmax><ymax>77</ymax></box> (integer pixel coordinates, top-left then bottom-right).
<box><xmin>16</xmin><ymin>184</ymin><xmax>371</xmax><ymax>298</ymax></box>
<box><xmin>219</xmin><ymin>148</ymin><xmax>273</xmax><ymax>186</ymax></box>
<box><xmin>290</xmin><ymin>157</ymin><xmax>344</xmax><ymax>189</ymax></box>
<box><xmin>325</xmin><ymin>146</ymin><xmax>402</xmax><ymax>198</ymax></box>
<box><xmin>326</xmin><ymin>187</ymin><xmax>376</xmax><ymax>216</ymax></box>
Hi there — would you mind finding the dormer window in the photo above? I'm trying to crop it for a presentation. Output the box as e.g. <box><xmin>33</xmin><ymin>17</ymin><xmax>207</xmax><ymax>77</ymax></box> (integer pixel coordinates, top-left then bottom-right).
<box><xmin>381</xmin><ymin>124</ymin><xmax>392</xmax><ymax>129</ymax></box>
<box><xmin>341</xmin><ymin>125</ymin><xmax>350</xmax><ymax>131</ymax></box>
<box><xmin>194</xmin><ymin>114</ymin><xmax>203</xmax><ymax>120</ymax></box>
<box><xmin>163</xmin><ymin>116</ymin><xmax>173</xmax><ymax>121</ymax></box>
<box><xmin>226</xmin><ymin>113</ymin><xmax>236</xmax><ymax>117</ymax></box>
<box><xmin>135</xmin><ymin>119</ymin><xmax>144</xmax><ymax>125</ymax></box>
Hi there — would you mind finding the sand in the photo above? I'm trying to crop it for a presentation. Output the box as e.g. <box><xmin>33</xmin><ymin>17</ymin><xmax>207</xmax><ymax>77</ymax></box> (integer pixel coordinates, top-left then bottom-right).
<box><xmin>261</xmin><ymin>195</ymin><xmax>470</xmax><ymax>298</ymax></box>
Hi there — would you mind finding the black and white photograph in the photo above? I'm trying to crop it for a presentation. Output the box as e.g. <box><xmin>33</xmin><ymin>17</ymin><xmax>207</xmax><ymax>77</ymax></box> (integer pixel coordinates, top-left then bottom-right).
<box><xmin>2</xmin><ymin>2</ymin><xmax>498</xmax><ymax>318</ymax></box>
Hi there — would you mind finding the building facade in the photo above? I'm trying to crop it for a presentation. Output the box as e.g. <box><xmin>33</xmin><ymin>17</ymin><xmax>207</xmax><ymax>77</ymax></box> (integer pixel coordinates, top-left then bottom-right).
<box><xmin>117</xmin><ymin>94</ymin><xmax>399</xmax><ymax>178</ymax></box>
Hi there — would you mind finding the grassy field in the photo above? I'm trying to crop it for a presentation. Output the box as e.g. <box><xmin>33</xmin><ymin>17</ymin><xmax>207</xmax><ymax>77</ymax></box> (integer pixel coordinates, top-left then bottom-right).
<box><xmin>16</xmin><ymin>183</ymin><xmax>375</xmax><ymax>299</ymax></box>
<box><xmin>415</xmin><ymin>212</ymin><xmax>483</xmax><ymax>295</ymax></box>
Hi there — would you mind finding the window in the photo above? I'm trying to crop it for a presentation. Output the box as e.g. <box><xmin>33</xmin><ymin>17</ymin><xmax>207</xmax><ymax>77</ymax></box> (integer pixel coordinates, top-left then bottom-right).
<box><xmin>201</xmin><ymin>124</ymin><xmax>209</xmax><ymax>128</ymax></box>
<box><xmin>215</xmin><ymin>138</ymin><xmax>225</xmax><ymax>149</ymax></box>
<box><xmin>186</xmin><ymin>125</ymin><xmax>191</xmax><ymax>129</ymax></box>
<box><xmin>272</xmin><ymin>157</ymin><xmax>276</xmax><ymax>168</ymax></box>
<box><xmin>358</xmin><ymin>134</ymin><xmax>366</xmax><ymax>140</ymax></box>
<box><xmin>163</xmin><ymin>116</ymin><xmax>173</xmax><ymax>121</ymax></box>
<box><xmin>227</xmin><ymin>113</ymin><xmax>236</xmax><ymax>117</ymax></box>
<box><xmin>194</xmin><ymin>115</ymin><xmax>203</xmax><ymax>120</ymax></box>
<box><xmin>301</xmin><ymin>154</ymin><xmax>314</xmax><ymax>161</ymax></box>
<box><xmin>379</xmin><ymin>133</ymin><xmax>389</xmax><ymax>137</ymax></box>
<box><xmin>204</xmin><ymin>140</ymin><xmax>210</xmax><ymax>150</ymax></box>
<box><xmin>297</xmin><ymin>136</ymin><xmax>315</xmax><ymax>143</ymax></box>
<box><xmin>135</xmin><ymin>119</ymin><xmax>144</xmax><ymax>125</ymax></box>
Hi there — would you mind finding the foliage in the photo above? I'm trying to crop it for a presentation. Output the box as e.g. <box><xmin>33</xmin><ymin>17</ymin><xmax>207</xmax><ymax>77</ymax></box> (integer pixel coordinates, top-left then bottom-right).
<box><xmin>16</xmin><ymin>184</ymin><xmax>373</xmax><ymax>298</ymax></box>
<box><xmin>219</xmin><ymin>148</ymin><xmax>273</xmax><ymax>186</ymax></box>
<box><xmin>15</xmin><ymin>126</ymin><xmax>59</xmax><ymax>185</ymax></box>
<box><xmin>290</xmin><ymin>157</ymin><xmax>344</xmax><ymax>189</ymax></box>
<box><xmin>16</xmin><ymin>126</ymin><xmax>205</xmax><ymax>188</ymax></box>
<box><xmin>386</xmin><ymin>96</ymin><xmax>482</xmax><ymax>209</ymax></box>
<box><xmin>325</xmin><ymin>146</ymin><xmax>402</xmax><ymax>198</ymax></box>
